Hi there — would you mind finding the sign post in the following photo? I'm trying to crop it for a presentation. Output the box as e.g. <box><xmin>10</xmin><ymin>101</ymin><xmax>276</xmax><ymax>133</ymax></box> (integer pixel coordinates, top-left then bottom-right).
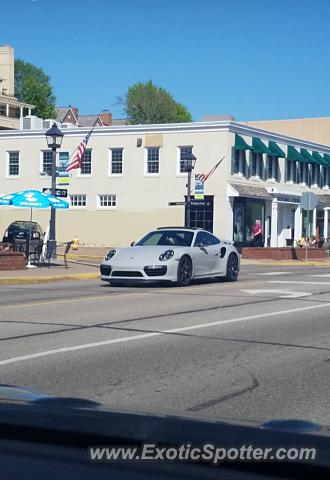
<box><xmin>300</xmin><ymin>192</ymin><xmax>318</xmax><ymax>262</ymax></box>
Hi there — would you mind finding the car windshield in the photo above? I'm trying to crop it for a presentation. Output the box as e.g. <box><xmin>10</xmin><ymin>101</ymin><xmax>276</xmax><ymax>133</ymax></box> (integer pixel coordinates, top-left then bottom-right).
<box><xmin>136</xmin><ymin>230</ymin><xmax>194</xmax><ymax>247</ymax></box>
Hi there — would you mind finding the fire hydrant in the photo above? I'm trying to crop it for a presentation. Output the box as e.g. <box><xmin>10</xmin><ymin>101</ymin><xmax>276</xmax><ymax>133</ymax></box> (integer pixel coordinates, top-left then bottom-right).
<box><xmin>72</xmin><ymin>235</ymin><xmax>79</xmax><ymax>250</ymax></box>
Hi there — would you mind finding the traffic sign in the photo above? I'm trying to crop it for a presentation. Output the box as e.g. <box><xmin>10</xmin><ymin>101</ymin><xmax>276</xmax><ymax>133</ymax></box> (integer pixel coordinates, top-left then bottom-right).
<box><xmin>300</xmin><ymin>192</ymin><xmax>318</xmax><ymax>211</ymax></box>
<box><xmin>195</xmin><ymin>176</ymin><xmax>204</xmax><ymax>200</ymax></box>
<box><xmin>43</xmin><ymin>188</ymin><xmax>68</xmax><ymax>198</ymax></box>
<box><xmin>168</xmin><ymin>201</ymin><xmax>186</xmax><ymax>206</ymax></box>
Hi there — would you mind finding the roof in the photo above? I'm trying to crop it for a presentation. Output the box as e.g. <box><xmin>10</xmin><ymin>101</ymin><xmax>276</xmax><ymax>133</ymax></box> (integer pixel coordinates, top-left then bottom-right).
<box><xmin>112</xmin><ymin>118</ymin><xmax>128</xmax><ymax>126</ymax></box>
<box><xmin>78</xmin><ymin>115</ymin><xmax>102</xmax><ymax>127</ymax></box>
<box><xmin>230</xmin><ymin>183</ymin><xmax>273</xmax><ymax>198</ymax></box>
<box><xmin>55</xmin><ymin>107</ymin><xmax>70</xmax><ymax>122</ymax></box>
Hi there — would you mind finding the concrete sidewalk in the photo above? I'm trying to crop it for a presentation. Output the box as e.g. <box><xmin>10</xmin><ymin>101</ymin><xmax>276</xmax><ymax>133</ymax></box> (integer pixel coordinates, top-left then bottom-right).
<box><xmin>0</xmin><ymin>260</ymin><xmax>100</xmax><ymax>285</ymax></box>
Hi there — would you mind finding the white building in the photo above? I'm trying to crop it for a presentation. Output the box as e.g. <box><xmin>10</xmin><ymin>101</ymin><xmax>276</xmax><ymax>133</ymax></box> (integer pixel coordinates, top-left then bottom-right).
<box><xmin>0</xmin><ymin>121</ymin><xmax>329</xmax><ymax>247</ymax></box>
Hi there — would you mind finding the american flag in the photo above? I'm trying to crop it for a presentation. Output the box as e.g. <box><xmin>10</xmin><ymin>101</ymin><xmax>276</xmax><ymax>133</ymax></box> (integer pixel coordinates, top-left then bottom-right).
<box><xmin>195</xmin><ymin>157</ymin><xmax>224</xmax><ymax>183</ymax></box>
<box><xmin>66</xmin><ymin>127</ymin><xmax>94</xmax><ymax>173</ymax></box>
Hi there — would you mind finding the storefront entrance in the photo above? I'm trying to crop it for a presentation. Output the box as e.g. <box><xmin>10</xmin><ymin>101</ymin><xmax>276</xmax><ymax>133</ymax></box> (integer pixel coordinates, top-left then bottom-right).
<box><xmin>233</xmin><ymin>197</ymin><xmax>265</xmax><ymax>247</ymax></box>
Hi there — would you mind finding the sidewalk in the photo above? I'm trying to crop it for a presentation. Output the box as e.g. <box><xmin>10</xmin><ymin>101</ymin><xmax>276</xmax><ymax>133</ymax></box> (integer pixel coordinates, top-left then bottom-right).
<box><xmin>0</xmin><ymin>259</ymin><xmax>100</xmax><ymax>286</ymax></box>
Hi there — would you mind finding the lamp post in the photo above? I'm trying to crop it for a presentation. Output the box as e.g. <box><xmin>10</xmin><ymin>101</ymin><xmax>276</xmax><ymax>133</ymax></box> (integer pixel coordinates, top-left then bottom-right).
<box><xmin>181</xmin><ymin>152</ymin><xmax>197</xmax><ymax>228</ymax></box>
<box><xmin>45</xmin><ymin>123</ymin><xmax>64</xmax><ymax>259</ymax></box>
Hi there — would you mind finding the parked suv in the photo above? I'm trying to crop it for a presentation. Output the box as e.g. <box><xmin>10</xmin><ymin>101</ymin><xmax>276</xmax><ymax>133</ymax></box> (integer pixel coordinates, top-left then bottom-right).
<box><xmin>2</xmin><ymin>221</ymin><xmax>44</xmax><ymax>253</ymax></box>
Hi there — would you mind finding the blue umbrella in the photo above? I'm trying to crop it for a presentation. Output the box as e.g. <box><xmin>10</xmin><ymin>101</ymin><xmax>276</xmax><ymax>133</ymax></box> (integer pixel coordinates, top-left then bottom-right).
<box><xmin>0</xmin><ymin>190</ymin><xmax>69</xmax><ymax>263</ymax></box>
<box><xmin>0</xmin><ymin>189</ymin><xmax>69</xmax><ymax>209</ymax></box>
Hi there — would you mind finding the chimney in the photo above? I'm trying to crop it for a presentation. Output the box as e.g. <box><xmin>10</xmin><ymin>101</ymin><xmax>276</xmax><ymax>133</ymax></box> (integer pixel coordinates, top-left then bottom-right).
<box><xmin>99</xmin><ymin>109</ymin><xmax>112</xmax><ymax>126</ymax></box>
<box><xmin>0</xmin><ymin>44</ymin><xmax>14</xmax><ymax>96</ymax></box>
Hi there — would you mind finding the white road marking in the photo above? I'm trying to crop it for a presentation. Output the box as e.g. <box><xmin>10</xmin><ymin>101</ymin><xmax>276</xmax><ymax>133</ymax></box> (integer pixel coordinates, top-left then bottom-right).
<box><xmin>269</xmin><ymin>281</ymin><xmax>330</xmax><ymax>286</ymax></box>
<box><xmin>241</xmin><ymin>289</ymin><xmax>311</xmax><ymax>298</ymax></box>
<box><xmin>256</xmin><ymin>272</ymin><xmax>292</xmax><ymax>276</ymax></box>
<box><xmin>0</xmin><ymin>302</ymin><xmax>329</xmax><ymax>367</ymax></box>
<box><xmin>308</xmin><ymin>274</ymin><xmax>330</xmax><ymax>278</ymax></box>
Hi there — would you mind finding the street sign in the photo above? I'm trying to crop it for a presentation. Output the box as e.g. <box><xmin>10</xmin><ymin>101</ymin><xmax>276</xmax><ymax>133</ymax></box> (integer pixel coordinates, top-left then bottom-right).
<box><xmin>43</xmin><ymin>188</ymin><xmax>68</xmax><ymax>198</ymax></box>
<box><xmin>168</xmin><ymin>201</ymin><xmax>186</xmax><ymax>206</ymax></box>
<box><xmin>300</xmin><ymin>192</ymin><xmax>318</xmax><ymax>211</ymax></box>
<box><xmin>195</xmin><ymin>176</ymin><xmax>204</xmax><ymax>200</ymax></box>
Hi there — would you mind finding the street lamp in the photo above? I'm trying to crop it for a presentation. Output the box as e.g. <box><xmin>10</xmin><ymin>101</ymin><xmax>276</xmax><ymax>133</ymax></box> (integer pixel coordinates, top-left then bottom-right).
<box><xmin>181</xmin><ymin>152</ymin><xmax>197</xmax><ymax>228</ymax></box>
<box><xmin>45</xmin><ymin>123</ymin><xmax>64</xmax><ymax>259</ymax></box>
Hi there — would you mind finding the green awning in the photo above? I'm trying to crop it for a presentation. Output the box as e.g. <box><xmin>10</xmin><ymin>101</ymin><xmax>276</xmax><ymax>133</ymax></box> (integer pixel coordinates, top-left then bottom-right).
<box><xmin>268</xmin><ymin>141</ymin><xmax>285</xmax><ymax>157</ymax></box>
<box><xmin>286</xmin><ymin>146</ymin><xmax>306</xmax><ymax>162</ymax></box>
<box><xmin>234</xmin><ymin>134</ymin><xmax>252</xmax><ymax>150</ymax></box>
<box><xmin>312</xmin><ymin>151</ymin><xmax>328</xmax><ymax>166</ymax></box>
<box><xmin>323</xmin><ymin>154</ymin><xmax>330</xmax><ymax>166</ymax></box>
<box><xmin>252</xmin><ymin>137</ymin><xmax>271</xmax><ymax>154</ymax></box>
<box><xmin>300</xmin><ymin>148</ymin><xmax>317</xmax><ymax>164</ymax></box>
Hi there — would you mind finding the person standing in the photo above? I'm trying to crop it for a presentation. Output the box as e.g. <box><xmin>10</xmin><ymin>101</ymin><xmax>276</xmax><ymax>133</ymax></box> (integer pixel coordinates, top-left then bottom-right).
<box><xmin>251</xmin><ymin>219</ymin><xmax>263</xmax><ymax>247</ymax></box>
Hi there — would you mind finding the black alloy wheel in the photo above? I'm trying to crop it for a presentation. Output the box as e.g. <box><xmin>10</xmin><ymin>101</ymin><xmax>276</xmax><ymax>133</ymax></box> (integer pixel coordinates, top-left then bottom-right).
<box><xmin>177</xmin><ymin>256</ymin><xmax>193</xmax><ymax>287</ymax></box>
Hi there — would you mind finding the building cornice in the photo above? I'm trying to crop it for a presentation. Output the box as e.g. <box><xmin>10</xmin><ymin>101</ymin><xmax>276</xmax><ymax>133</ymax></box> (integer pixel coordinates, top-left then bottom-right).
<box><xmin>0</xmin><ymin>120</ymin><xmax>330</xmax><ymax>154</ymax></box>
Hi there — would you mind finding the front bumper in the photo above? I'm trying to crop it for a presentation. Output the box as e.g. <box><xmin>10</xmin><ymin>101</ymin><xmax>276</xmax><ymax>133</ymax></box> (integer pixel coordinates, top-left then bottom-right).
<box><xmin>100</xmin><ymin>262</ymin><xmax>178</xmax><ymax>282</ymax></box>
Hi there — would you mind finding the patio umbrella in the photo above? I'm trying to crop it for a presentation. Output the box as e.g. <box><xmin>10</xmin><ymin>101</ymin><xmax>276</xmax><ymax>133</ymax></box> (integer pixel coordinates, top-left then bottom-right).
<box><xmin>0</xmin><ymin>189</ymin><xmax>69</xmax><ymax>264</ymax></box>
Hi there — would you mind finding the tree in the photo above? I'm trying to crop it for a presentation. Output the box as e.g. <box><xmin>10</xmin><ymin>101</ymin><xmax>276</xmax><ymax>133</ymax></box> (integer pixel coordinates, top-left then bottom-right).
<box><xmin>124</xmin><ymin>80</ymin><xmax>192</xmax><ymax>124</ymax></box>
<box><xmin>14</xmin><ymin>59</ymin><xmax>56</xmax><ymax>119</ymax></box>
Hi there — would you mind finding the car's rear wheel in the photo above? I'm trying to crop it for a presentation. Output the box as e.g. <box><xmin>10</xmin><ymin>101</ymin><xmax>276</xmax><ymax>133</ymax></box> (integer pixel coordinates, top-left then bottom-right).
<box><xmin>177</xmin><ymin>255</ymin><xmax>193</xmax><ymax>287</ymax></box>
<box><xmin>224</xmin><ymin>253</ymin><xmax>239</xmax><ymax>282</ymax></box>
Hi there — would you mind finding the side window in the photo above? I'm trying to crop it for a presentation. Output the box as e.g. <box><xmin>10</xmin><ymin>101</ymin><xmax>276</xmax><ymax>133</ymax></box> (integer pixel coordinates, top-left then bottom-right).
<box><xmin>194</xmin><ymin>231</ymin><xmax>220</xmax><ymax>246</ymax></box>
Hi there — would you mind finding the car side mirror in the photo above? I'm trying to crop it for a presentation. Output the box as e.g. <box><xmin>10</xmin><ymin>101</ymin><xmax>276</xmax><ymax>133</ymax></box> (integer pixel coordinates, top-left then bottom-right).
<box><xmin>130</xmin><ymin>241</ymin><xmax>135</xmax><ymax>247</ymax></box>
<box><xmin>198</xmin><ymin>241</ymin><xmax>208</xmax><ymax>250</ymax></box>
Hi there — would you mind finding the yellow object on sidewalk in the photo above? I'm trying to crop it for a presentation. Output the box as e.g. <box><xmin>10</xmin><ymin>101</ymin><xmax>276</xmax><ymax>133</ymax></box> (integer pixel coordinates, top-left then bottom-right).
<box><xmin>72</xmin><ymin>235</ymin><xmax>79</xmax><ymax>250</ymax></box>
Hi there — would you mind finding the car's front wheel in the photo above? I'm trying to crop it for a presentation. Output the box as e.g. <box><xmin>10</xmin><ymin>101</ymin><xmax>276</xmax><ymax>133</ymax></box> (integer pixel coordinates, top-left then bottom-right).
<box><xmin>224</xmin><ymin>253</ymin><xmax>239</xmax><ymax>282</ymax></box>
<box><xmin>177</xmin><ymin>255</ymin><xmax>193</xmax><ymax>287</ymax></box>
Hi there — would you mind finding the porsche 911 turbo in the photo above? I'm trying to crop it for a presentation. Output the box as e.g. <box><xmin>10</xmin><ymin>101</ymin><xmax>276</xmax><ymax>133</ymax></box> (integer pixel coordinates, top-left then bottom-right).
<box><xmin>100</xmin><ymin>227</ymin><xmax>240</xmax><ymax>287</ymax></box>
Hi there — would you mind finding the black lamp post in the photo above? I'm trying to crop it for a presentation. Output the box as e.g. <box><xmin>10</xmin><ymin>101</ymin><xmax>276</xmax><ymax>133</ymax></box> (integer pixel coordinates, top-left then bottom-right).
<box><xmin>181</xmin><ymin>152</ymin><xmax>197</xmax><ymax>228</ymax></box>
<box><xmin>45</xmin><ymin>123</ymin><xmax>64</xmax><ymax>259</ymax></box>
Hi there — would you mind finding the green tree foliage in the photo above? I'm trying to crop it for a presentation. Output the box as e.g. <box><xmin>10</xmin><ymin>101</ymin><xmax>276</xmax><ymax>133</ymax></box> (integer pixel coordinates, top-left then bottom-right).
<box><xmin>14</xmin><ymin>59</ymin><xmax>56</xmax><ymax>119</ymax></box>
<box><xmin>124</xmin><ymin>80</ymin><xmax>192</xmax><ymax>124</ymax></box>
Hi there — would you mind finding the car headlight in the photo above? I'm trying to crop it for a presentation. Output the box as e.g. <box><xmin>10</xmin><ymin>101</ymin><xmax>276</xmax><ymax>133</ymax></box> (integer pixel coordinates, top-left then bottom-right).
<box><xmin>105</xmin><ymin>249</ymin><xmax>116</xmax><ymax>261</ymax></box>
<box><xmin>159</xmin><ymin>249</ymin><xmax>174</xmax><ymax>261</ymax></box>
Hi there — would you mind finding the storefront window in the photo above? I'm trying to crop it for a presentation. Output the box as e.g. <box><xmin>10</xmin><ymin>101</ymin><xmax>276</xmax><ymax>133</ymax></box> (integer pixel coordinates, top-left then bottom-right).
<box><xmin>233</xmin><ymin>198</ymin><xmax>265</xmax><ymax>246</ymax></box>
<box><xmin>246</xmin><ymin>201</ymin><xmax>265</xmax><ymax>242</ymax></box>
<box><xmin>233</xmin><ymin>203</ymin><xmax>245</xmax><ymax>243</ymax></box>
<box><xmin>316</xmin><ymin>209</ymin><xmax>325</xmax><ymax>238</ymax></box>
<box><xmin>302</xmin><ymin>209</ymin><xmax>313</xmax><ymax>238</ymax></box>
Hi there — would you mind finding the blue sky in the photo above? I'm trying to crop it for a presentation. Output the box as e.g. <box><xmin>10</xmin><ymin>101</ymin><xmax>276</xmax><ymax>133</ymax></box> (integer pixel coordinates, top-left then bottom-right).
<box><xmin>2</xmin><ymin>0</ymin><xmax>330</xmax><ymax>121</ymax></box>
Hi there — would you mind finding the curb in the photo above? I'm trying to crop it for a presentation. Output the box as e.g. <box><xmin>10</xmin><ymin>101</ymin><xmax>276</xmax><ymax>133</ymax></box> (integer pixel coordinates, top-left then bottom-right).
<box><xmin>0</xmin><ymin>271</ymin><xmax>100</xmax><ymax>286</ymax></box>
<box><xmin>241</xmin><ymin>260</ymin><xmax>330</xmax><ymax>266</ymax></box>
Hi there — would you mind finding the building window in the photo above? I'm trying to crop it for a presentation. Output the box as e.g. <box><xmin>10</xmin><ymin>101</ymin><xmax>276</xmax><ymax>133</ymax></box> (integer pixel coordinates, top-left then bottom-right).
<box><xmin>250</xmin><ymin>152</ymin><xmax>263</xmax><ymax>178</ymax></box>
<box><xmin>323</xmin><ymin>166</ymin><xmax>330</xmax><ymax>188</ymax></box>
<box><xmin>110</xmin><ymin>148</ymin><xmax>123</xmax><ymax>175</ymax></box>
<box><xmin>311</xmin><ymin>164</ymin><xmax>320</xmax><ymax>187</ymax></box>
<box><xmin>8</xmin><ymin>151</ymin><xmax>20</xmax><ymax>176</ymax></box>
<box><xmin>80</xmin><ymin>149</ymin><xmax>92</xmax><ymax>175</ymax></box>
<box><xmin>232</xmin><ymin>150</ymin><xmax>247</xmax><ymax>176</ymax></box>
<box><xmin>98</xmin><ymin>194</ymin><xmax>117</xmax><ymax>207</ymax></box>
<box><xmin>179</xmin><ymin>146</ymin><xmax>193</xmax><ymax>173</ymax></box>
<box><xmin>298</xmin><ymin>163</ymin><xmax>308</xmax><ymax>185</ymax></box>
<box><xmin>285</xmin><ymin>160</ymin><xmax>297</xmax><ymax>183</ymax></box>
<box><xmin>266</xmin><ymin>155</ymin><xmax>279</xmax><ymax>181</ymax></box>
<box><xmin>42</xmin><ymin>151</ymin><xmax>53</xmax><ymax>175</ymax></box>
<box><xmin>70</xmin><ymin>195</ymin><xmax>86</xmax><ymax>207</ymax></box>
<box><xmin>146</xmin><ymin>147</ymin><xmax>160</xmax><ymax>174</ymax></box>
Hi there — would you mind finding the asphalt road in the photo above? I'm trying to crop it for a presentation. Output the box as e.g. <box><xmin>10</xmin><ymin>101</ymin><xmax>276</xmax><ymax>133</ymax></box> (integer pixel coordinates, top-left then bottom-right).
<box><xmin>0</xmin><ymin>264</ymin><xmax>330</xmax><ymax>426</ymax></box>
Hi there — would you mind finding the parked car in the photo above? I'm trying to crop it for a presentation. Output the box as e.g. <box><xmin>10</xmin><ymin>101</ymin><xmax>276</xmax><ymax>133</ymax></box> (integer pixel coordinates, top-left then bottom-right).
<box><xmin>100</xmin><ymin>227</ymin><xmax>240</xmax><ymax>286</ymax></box>
<box><xmin>2</xmin><ymin>220</ymin><xmax>44</xmax><ymax>253</ymax></box>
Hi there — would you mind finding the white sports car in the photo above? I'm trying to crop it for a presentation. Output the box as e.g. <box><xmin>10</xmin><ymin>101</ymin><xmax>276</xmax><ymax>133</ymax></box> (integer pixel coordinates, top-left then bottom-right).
<box><xmin>100</xmin><ymin>227</ymin><xmax>240</xmax><ymax>287</ymax></box>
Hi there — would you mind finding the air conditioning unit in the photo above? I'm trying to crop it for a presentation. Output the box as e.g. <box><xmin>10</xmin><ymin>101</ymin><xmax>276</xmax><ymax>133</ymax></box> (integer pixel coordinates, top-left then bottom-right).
<box><xmin>43</xmin><ymin>119</ymin><xmax>61</xmax><ymax>129</ymax></box>
<box><xmin>20</xmin><ymin>115</ymin><xmax>44</xmax><ymax>130</ymax></box>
